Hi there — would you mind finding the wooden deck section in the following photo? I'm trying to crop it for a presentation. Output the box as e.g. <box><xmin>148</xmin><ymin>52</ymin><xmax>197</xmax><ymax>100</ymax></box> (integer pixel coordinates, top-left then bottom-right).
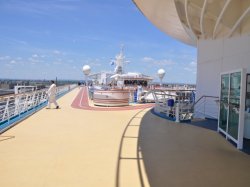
<box><xmin>0</xmin><ymin>88</ymin><xmax>249</xmax><ymax>187</ymax></box>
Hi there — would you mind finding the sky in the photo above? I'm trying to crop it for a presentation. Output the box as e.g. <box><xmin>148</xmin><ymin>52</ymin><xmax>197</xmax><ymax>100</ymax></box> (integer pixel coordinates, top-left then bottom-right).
<box><xmin>0</xmin><ymin>0</ymin><xmax>197</xmax><ymax>83</ymax></box>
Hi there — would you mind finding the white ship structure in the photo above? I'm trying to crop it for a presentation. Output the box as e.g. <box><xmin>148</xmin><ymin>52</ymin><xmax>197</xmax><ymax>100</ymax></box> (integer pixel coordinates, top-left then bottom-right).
<box><xmin>87</xmin><ymin>46</ymin><xmax>196</xmax><ymax>123</ymax></box>
<box><xmin>89</xmin><ymin>46</ymin><xmax>154</xmax><ymax>107</ymax></box>
<box><xmin>133</xmin><ymin>0</ymin><xmax>250</xmax><ymax>148</ymax></box>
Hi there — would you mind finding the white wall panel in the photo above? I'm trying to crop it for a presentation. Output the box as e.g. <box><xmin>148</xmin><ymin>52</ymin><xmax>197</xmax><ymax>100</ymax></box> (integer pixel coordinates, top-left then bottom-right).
<box><xmin>198</xmin><ymin>38</ymin><xmax>223</xmax><ymax>63</ymax></box>
<box><xmin>196</xmin><ymin>35</ymin><xmax>250</xmax><ymax>119</ymax></box>
<box><xmin>223</xmin><ymin>36</ymin><xmax>250</xmax><ymax>57</ymax></box>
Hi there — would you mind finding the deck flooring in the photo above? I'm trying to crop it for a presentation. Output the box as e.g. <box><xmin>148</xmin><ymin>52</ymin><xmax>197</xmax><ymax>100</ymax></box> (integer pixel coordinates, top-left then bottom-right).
<box><xmin>0</xmin><ymin>88</ymin><xmax>249</xmax><ymax>187</ymax></box>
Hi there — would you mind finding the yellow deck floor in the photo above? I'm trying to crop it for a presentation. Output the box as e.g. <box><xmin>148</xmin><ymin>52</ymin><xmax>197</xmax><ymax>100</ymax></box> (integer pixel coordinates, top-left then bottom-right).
<box><xmin>0</xmin><ymin>89</ymin><xmax>249</xmax><ymax>187</ymax></box>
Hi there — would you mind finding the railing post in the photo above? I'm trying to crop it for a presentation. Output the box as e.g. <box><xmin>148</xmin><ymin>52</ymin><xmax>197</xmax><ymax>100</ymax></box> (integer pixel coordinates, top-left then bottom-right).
<box><xmin>2</xmin><ymin>97</ymin><xmax>10</xmax><ymax>122</ymax></box>
<box><xmin>14</xmin><ymin>95</ymin><xmax>21</xmax><ymax>117</ymax></box>
<box><xmin>40</xmin><ymin>92</ymin><xmax>44</xmax><ymax>104</ymax></box>
<box><xmin>31</xmin><ymin>92</ymin><xmax>36</xmax><ymax>108</ymax></box>
<box><xmin>175</xmin><ymin>103</ymin><xmax>180</xmax><ymax>123</ymax></box>
<box><xmin>204</xmin><ymin>97</ymin><xmax>206</xmax><ymax>118</ymax></box>
<box><xmin>23</xmin><ymin>94</ymin><xmax>29</xmax><ymax>112</ymax></box>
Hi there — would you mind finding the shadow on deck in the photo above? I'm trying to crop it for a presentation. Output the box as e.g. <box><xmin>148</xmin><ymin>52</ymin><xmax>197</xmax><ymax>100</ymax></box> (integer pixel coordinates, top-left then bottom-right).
<box><xmin>137</xmin><ymin>110</ymin><xmax>250</xmax><ymax>187</ymax></box>
<box><xmin>188</xmin><ymin>118</ymin><xmax>218</xmax><ymax>131</ymax></box>
<box><xmin>188</xmin><ymin>118</ymin><xmax>250</xmax><ymax>155</ymax></box>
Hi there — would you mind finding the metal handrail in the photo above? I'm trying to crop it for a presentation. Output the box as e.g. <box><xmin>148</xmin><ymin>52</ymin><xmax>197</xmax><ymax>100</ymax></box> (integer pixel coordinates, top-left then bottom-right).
<box><xmin>192</xmin><ymin>95</ymin><xmax>219</xmax><ymax>119</ymax></box>
<box><xmin>192</xmin><ymin>95</ymin><xmax>219</xmax><ymax>109</ymax></box>
<box><xmin>0</xmin><ymin>84</ymin><xmax>77</xmax><ymax>132</ymax></box>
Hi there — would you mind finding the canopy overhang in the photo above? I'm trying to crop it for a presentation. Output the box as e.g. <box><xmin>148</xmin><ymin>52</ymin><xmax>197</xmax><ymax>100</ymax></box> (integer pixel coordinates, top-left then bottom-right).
<box><xmin>133</xmin><ymin>0</ymin><xmax>250</xmax><ymax>46</ymax></box>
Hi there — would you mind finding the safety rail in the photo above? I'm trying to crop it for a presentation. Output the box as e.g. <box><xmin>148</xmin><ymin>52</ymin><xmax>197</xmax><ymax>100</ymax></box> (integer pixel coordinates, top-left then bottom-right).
<box><xmin>149</xmin><ymin>89</ymin><xmax>195</xmax><ymax>122</ymax></box>
<box><xmin>0</xmin><ymin>84</ymin><xmax>77</xmax><ymax>133</ymax></box>
<box><xmin>192</xmin><ymin>95</ymin><xmax>219</xmax><ymax>120</ymax></box>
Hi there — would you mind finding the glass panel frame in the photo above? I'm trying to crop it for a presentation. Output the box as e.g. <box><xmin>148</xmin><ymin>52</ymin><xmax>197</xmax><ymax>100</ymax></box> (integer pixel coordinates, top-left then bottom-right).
<box><xmin>219</xmin><ymin>74</ymin><xmax>229</xmax><ymax>132</ymax></box>
<box><xmin>218</xmin><ymin>69</ymin><xmax>246</xmax><ymax>149</ymax></box>
<box><xmin>227</xmin><ymin>72</ymin><xmax>241</xmax><ymax>140</ymax></box>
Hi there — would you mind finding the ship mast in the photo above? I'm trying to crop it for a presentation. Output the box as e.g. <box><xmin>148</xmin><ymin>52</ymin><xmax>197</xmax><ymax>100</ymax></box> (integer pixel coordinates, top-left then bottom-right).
<box><xmin>114</xmin><ymin>45</ymin><xmax>125</xmax><ymax>75</ymax></box>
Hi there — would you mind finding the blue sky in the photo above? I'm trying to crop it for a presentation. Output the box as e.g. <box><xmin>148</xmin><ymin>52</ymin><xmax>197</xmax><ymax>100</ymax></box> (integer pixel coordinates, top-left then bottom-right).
<box><xmin>0</xmin><ymin>0</ymin><xmax>197</xmax><ymax>83</ymax></box>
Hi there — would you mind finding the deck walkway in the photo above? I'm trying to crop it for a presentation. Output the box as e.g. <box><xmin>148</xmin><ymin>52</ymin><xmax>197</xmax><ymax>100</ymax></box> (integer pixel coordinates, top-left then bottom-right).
<box><xmin>0</xmin><ymin>88</ymin><xmax>249</xmax><ymax>187</ymax></box>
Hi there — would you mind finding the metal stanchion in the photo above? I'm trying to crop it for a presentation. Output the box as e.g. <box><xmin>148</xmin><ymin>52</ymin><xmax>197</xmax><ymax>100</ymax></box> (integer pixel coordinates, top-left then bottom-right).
<box><xmin>175</xmin><ymin>103</ymin><xmax>180</xmax><ymax>123</ymax></box>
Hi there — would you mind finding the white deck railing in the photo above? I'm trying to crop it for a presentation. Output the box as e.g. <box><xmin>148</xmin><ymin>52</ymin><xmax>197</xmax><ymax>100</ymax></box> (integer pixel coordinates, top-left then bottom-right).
<box><xmin>0</xmin><ymin>84</ymin><xmax>77</xmax><ymax>132</ymax></box>
<box><xmin>149</xmin><ymin>89</ymin><xmax>195</xmax><ymax>122</ymax></box>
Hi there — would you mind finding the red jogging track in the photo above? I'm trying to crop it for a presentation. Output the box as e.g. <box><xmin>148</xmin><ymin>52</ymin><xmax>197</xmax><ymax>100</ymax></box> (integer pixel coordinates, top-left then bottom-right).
<box><xmin>71</xmin><ymin>87</ymin><xmax>154</xmax><ymax>111</ymax></box>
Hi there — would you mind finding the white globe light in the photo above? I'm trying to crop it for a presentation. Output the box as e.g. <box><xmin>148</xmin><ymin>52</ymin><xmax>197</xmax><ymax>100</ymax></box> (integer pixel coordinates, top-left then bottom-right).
<box><xmin>82</xmin><ymin>65</ymin><xmax>91</xmax><ymax>76</ymax></box>
<box><xmin>157</xmin><ymin>69</ymin><xmax>165</xmax><ymax>79</ymax></box>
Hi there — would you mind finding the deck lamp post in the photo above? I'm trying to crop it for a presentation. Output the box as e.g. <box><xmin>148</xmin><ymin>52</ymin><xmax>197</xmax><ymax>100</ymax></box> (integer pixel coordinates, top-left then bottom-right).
<box><xmin>82</xmin><ymin>65</ymin><xmax>91</xmax><ymax>86</ymax></box>
<box><xmin>157</xmin><ymin>69</ymin><xmax>165</xmax><ymax>87</ymax></box>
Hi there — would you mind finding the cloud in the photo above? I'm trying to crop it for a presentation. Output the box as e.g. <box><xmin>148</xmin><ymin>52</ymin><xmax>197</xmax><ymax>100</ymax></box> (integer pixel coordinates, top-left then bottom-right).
<box><xmin>154</xmin><ymin>59</ymin><xmax>175</xmax><ymax>66</ymax></box>
<box><xmin>53</xmin><ymin>50</ymin><xmax>62</xmax><ymax>55</ymax></box>
<box><xmin>2</xmin><ymin>0</ymin><xmax>79</xmax><ymax>16</ymax></box>
<box><xmin>68</xmin><ymin>59</ymin><xmax>74</xmax><ymax>63</ymax></box>
<box><xmin>189</xmin><ymin>61</ymin><xmax>197</xmax><ymax>67</ymax></box>
<box><xmin>184</xmin><ymin>61</ymin><xmax>197</xmax><ymax>73</ymax></box>
<box><xmin>184</xmin><ymin>67</ymin><xmax>192</xmax><ymax>71</ymax></box>
<box><xmin>32</xmin><ymin>54</ymin><xmax>39</xmax><ymax>58</ymax></box>
<box><xmin>142</xmin><ymin>57</ymin><xmax>154</xmax><ymax>62</ymax></box>
<box><xmin>89</xmin><ymin>61</ymin><xmax>101</xmax><ymax>67</ymax></box>
<box><xmin>0</xmin><ymin>56</ymin><xmax>10</xmax><ymax>61</ymax></box>
<box><xmin>28</xmin><ymin>55</ymin><xmax>44</xmax><ymax>64</ymax></box>
<box><xmin>9</xmin><ymin>60</ymin><xmax>16</xmax><ymax>64</ymax></box>
<box><xmin>5</xmin><ymin>64</ymin><xmax>13</xmax><ymax>68</ymax></box>
<box><xmin>142</xmin><ymin>57</ymin><xmax>175</xmax><ymax>66</ymax></box>
<box><xmin>0</xmin><ymin>36</ymin><xmax>29</xmax><ymax>46</ymax></box>
<box><xmin>53</xmin><ymin>61</ymin><xmax>62</xmax><ymax>65</ymax></box>
<box><xmin>82</xmin><ymin>58</ymin><xmax>102</xmax><ymax>68</ymax></box>
<box><xmin>4</xmin><ymin>59</ymin><xmax>20</xmax><ymax>69</ymax></box>
<box><xmin>0</xmin><ymin>56</ymin><xmax>26</xmax><ymax>66</ymax></box>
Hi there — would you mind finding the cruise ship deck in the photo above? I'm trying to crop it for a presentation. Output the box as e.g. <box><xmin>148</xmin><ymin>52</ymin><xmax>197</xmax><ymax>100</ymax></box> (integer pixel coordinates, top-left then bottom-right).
<box><xmin>0</xmin><ymin>88</ymin><xmax>250</xmax><ymax>187</ymax></box>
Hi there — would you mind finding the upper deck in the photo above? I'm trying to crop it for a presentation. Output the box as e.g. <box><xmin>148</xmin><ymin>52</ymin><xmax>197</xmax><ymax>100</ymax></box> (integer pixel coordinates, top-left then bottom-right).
<box><xmin>0</xmin><ymin>88</ymin><xmax>249</xmax><ymax>187</ymax></box>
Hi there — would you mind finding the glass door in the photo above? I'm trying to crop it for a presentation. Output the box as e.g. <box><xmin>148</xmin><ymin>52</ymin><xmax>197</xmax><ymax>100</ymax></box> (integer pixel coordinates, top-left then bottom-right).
<box><xmin>228</xmin><ymin>72</ymin><xmax>241</xmax><ymax>140</ymax></box>
<box><xmin>219</xmin><ymin>74</ymin><xmax>229</xmax><ymax>132</ymax></box>
<box><xmin>219</xmin><ymin>69</ymin><xmax>246</xmax><ymax>149</ymax></box>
